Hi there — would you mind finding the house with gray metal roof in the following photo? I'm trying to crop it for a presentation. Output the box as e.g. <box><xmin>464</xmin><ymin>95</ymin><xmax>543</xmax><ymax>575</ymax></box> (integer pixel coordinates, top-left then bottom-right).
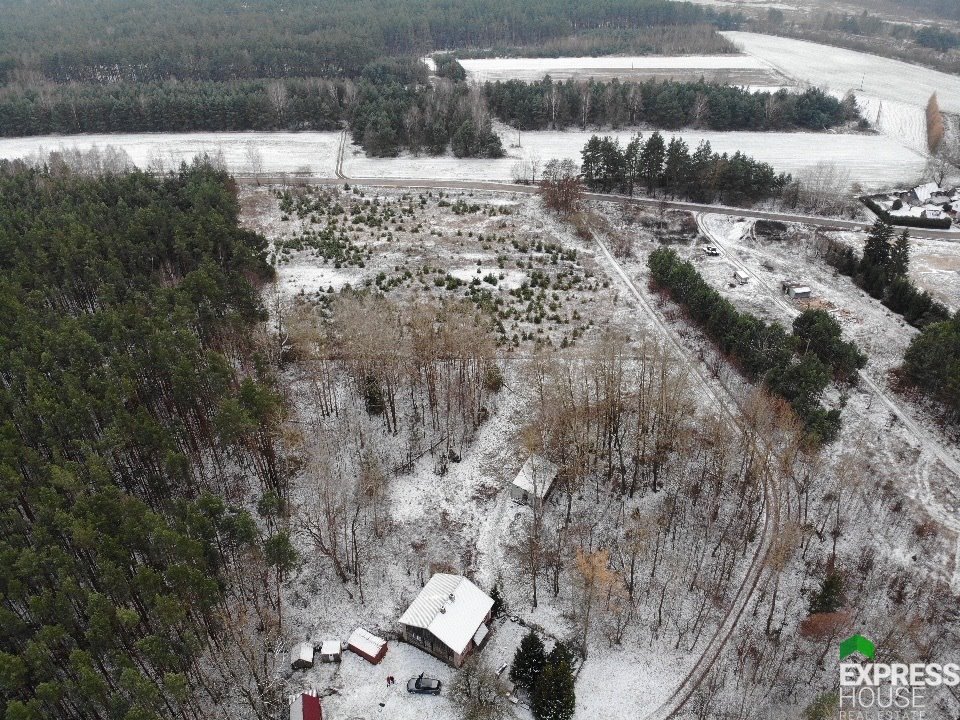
<box><xmin>398</xmin><ymin>574</ymin><xmax>493</xmax><ymax>667</ymax></box>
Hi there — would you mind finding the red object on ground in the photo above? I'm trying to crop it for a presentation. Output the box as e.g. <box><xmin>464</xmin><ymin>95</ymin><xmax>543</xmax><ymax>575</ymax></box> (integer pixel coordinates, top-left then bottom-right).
<box><xmin>290</xmin><ymin>693</ymin><xmax>322</xmax><ymax>720</ymax></box>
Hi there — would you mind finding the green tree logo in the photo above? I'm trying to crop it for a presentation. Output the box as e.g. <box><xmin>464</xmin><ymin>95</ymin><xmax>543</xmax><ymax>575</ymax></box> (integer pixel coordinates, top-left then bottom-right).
<box><xmin>840</xmin><ymin>634</ymin><xmax>876</xmax><ymax>661</ymax></box>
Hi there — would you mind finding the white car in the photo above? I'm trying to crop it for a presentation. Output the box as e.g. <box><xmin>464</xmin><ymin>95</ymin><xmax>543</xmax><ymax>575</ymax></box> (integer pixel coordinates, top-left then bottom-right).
<box><xmin>704</xmin><ymin>245</ymin><xmax>721</xmax><ymax>256</ymax></box>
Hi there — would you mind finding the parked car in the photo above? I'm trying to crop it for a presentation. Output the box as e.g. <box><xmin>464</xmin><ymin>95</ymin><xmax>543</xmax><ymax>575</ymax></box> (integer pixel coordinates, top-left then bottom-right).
<box><xmin>407</xmin><ymin>673</ymin><xmax>442</xmax><ymax>695</ymax></box>
<box><xmin>704</xmin><ymin>245</ymin><xmax>721</xmax><ymax>256</ymax></box>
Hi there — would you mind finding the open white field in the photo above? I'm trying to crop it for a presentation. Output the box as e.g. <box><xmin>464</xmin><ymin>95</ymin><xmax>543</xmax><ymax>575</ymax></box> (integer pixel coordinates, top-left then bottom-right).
<box><xmin>344</xmin><ymin>129</ymin><xmax>926</xmax><ymax>190</ymax></box>
<box><xmin>458</xmin><ymin>54</ymin><xmax>787</xmax><ymax>85</ymax></box>
<box><xmin>0</xmin><ymin>131</ymin><xmax>342</xmax><ymax>175</ymax></box>
<box><xmin>855</xmin><ymin>95</ymin><xmax>929</xmax><ymax>155</ymax></box>
<box><xmin>724</xmin><ymin>31</ymin><xmax>960</xmax><ymax>113</ymax></box>
<box><xmin>0</xmin><ymin>125</ymin><xmax>928</xmax><ymax>191</ymax></box>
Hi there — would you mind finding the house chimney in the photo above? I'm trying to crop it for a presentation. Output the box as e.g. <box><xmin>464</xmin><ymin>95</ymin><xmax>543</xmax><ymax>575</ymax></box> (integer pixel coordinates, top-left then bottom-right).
<box><xmin>439</xmin><ymin>605</ymin><xmax>446</xmax><ymax>614</ymax></box>
<box><xmin>448</xmin><ymin>593</ymin><xmax>455</xmax><ymax>602</ymax></box>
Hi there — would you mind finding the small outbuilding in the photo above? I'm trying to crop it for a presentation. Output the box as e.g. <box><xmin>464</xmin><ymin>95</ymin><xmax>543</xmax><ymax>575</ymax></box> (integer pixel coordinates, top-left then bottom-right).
<box><xmin>318</xmin><ymin>640</ymin><xmax>342</xmax><ymax>663</ymax></box>
<box><xmin>290</xmin><ymin>642</ymin><xmax>315</xmax><ymax>670</ymax></box>
<box><xmin>781</xmin><ymin>280</ymin><xmax>812</xmax><ymax>300</ymax></box>
<box><xmin>289</xmin><ymin>691</ymin><xmax>322</xmax><ymax>720</ymax></box>
<box><xmin>510</xmin><ymin>454</ymin><xmax>559</xmax><ymax>505</ymax></box>
<box><xmin>347</xmin><ymin>627</ymin><xmax>387</xmax><ymax>664</ymax></box>
<box><xmin>733</xmin><ymin>270</ymin><xmax>749</xmax><ymax>285</ymax></box>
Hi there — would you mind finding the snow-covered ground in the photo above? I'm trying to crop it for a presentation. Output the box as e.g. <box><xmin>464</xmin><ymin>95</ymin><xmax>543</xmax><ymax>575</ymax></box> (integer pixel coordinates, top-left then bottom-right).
<box><xmin>458</xmin><ymin>54</ymin><xmax>785</xmax><ymax>84</ymax></box>
<box><xmin>0</xmin><ymin>127</ymin><xmax>923</xmax><ymax>190</ymax></box>
<box><xmin>855</xmin><ymin>95</ymin><xmax>929</xmax><ymax>154</ymax></box>
<box><xmin>724</xmin><ymin>31</ymin><xmax>960</xmax><ymax>113</ymax></box>
<box><xmin>0</xmin><ymin>131</ymin><xmax>342</xmax><ymax>175</ymax></box>
<box><xmin>345</xmin><ymin>130</ymin><xmax>926</xmax><ymax>190</ymax></box>
<box><xmin>689</xmin><ymin>214</ymin><xmax>960</xmax><ymax>579</ymax></box>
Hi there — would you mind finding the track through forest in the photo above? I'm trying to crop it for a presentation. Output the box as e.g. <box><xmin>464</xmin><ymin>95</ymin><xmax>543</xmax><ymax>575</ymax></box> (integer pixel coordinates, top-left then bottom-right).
<box><xmin>592</xmin><ymin>233</ymin><xmax>780</xmax><ymax>720</ymax></box>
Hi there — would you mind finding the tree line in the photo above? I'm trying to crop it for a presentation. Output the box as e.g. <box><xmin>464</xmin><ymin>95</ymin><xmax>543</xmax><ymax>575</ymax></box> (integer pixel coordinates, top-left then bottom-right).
<box><xmin>0</xmin><ymin>0</ymin><xmax>740</xmax><ymax>84</ymax></box>
<box><xmin>0</xmin><ymin>75</ymin><xmax>857</xmax><ymax>143</ymax></box>
<box><xmin>580</xmin><ymin>133</ymin><xmax>791</xmax><ymax>205</ymax></box>
<box><xmin>648</xmin><ymin>247</ymin><xmax>865</xmax><ymax>442</ymax></box>
<box><xmin>454</xmin><ymin>24</ymin><xmax>738</xmax><ymax>59</ymax></box>
<box><xmin>821</xmin><ymin>219</ymin><xmax>951</xmax><ymax>328</ymax></box>
<box><xmin>486</xmin><ymin>79</ymin><xmax>855</xmax><ymax>132</ymax></box>
<box><xmin>0</xmin><ymin>159</ymin><xmax>288</xmax><ymax>719</ymax></box>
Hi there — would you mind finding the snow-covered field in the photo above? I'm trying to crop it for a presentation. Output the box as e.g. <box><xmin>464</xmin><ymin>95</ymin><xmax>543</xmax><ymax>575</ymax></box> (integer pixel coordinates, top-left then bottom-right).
<box><xmin>0</xmin><ymin>32</ymin><xmax>952</xmax><ymax>195</ymax></box>
<box><xmin>0</xmin><ymin>131</ymin><xmax>342</xmax><ymax>175</ymax></box>
<box><xmin>855</xmin><ymin>95</ymin><xmax>929</xmax><ymax>154</ymax></box>
<box><xmin>724</xmin><ymin>31</ymin><xmax>960</xmax><ymax>113</ymax></box>
<box><xmin>458</xmin><ymin>54</ymin><xmax>786</xmax><ymax>85</ymax></box>
<box><xmin>345</xmin><ymin>129</ymin><xmax>926</xmax><ymax>190</ymax></box>
<box><xmin>0</xmin><ymin>127</ymin><xmax>924</xmax><ymax>190</ymax></box>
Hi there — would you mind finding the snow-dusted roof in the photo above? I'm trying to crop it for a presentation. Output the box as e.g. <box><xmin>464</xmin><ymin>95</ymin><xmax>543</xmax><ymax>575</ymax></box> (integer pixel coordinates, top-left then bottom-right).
<box><xmin>398</xmin><ymin>574</ymin><xmax>493</xmax><ymax>655</ymax></box>
<box><xmin>914</xmin><ymin>182</ymin><xmax>940</xmax><ymax>203</ymax></box>
<box><xmin>289</xmin><ymin>692</ymin><xmax>321</xmax><ymax>720</ymax></box>
<box><xmin>291</xmin><ymin>642</ymin><xmax>314</xmax><ymax>664</ymax></box>
<box><xmin>511</xmin><ymin>454</ymin><xmax>559</xmax><ymax>499</ymax></box>
<box><xmin>791</xmin><ymin>286</ymin><xmax>812</xmax><ymax>294</ymax></box>
<box><xmin>473</xmin><ymin>623</ymin><xmax>489</xmax><ymax>646</ymax></box>
<box><xmin>348</xmin><ymin>627</ymin><xmax>386</xmax><ymax>656</ymax></box>
<box><xmin>320</xmin><ymin>640</ymin><xmax>341</xmax><ymax>655</ymax></box>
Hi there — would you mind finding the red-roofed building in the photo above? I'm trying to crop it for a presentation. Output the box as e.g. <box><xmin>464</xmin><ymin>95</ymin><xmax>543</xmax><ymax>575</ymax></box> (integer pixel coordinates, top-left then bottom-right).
<box><xmin>290</xmin><ymin>691</ymin><xmax>322</xmax><ymax>720</ymax></box>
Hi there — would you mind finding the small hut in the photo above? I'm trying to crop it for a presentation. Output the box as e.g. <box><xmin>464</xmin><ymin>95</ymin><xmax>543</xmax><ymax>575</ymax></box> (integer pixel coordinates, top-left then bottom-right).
<box><xmin>290</xmin><ymin>642</ymin><xmax>315</xmax><ymax>670</ymax></box>
<box><xmin>347</xmin><ymin>628</ymin><xmax>387</xmax><ymax>664</ymax></box>
<box><xmin>318</xmin><ymin>640</ymin><xmax>342</xmax><ymax>663</ymax></box>
<box><xmin>510</xmin><ymin>455</ymin><xmax>558</xmax><ymax>505</ymax></box>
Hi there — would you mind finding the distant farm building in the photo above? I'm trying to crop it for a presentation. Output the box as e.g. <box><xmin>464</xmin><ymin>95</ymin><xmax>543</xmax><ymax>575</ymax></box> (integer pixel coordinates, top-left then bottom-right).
<box><xmin>347</xmin><ymin>627</ymin><xmax>387</xmax><ymax>664</ymax></box>
<box><xmin>862</xmin><ymin>183</ymin><xmax>959</xmax><ymax>229</ymax></box>
<box><xmin>318</xmin><ymin>640</ymin><xmax>342</xmax><ymax>663</ymax></box>
<box><xmin>289</xmin><ymin>691</ymin><xmax>322</xmax><ymax>720</ymax></box>
<box><xmin>914</xmin><ymin>181</ymin><xmax>939</xmax><ymax>204</ymax></box>
<box><xmin>733</xmin><ymin>270</ymin><xmax>749</xmax><ymax>285</ymax></box>
<box><xmin>510</xmin><ymin>455</ymin><xmax>559</xmax><ymax>505</ymax></box>
<box><xmin>290</xmin><ymin>642</ymin><xmax>315</xmax><ymax>670</ymax></box>
<box><xmin>398</xmin><ymin>573</ymin><xmax>494</xmax><ymax>667</ymax></box>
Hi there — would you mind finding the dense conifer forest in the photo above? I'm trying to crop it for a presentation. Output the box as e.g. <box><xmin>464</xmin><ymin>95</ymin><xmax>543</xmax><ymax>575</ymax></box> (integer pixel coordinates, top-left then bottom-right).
<box><xmin>0</xmin><ymin>0</ymin><xmax>739</xmax><ymax>83</ymax></box>
<box><xmin>0</xmin><ymin>0</ymin><xmax>759</xmax><ymax>156</ymax></box>
<box><xmin>0</xmin><ymin>161</ymin><xmax>286</xmax><ymax>720</ymax></box>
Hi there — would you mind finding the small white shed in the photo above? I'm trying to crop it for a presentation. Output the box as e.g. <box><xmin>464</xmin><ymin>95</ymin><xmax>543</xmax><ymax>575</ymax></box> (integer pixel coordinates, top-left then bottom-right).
<box><xmin>290</xmin><ymin>642</ymin><xmax>315</xmax><ymax>670</ymax></box>
<box><xmin>733</xmin><ymin>270</ymin><xmax>749</xmax><ymax>285</ymax></box>
<box><xmin>510</xmin><ymin>455</ymin><xmax>559</xmax><ymax>505</ymax></box>
<box><xmin>788</xmin><ymin>285</ymin><xmax>812</xmax><ymax>300</ymax></box>
<box><xmin>318</xmin><ymin>640</ymin><xmax>342</xmax><ymax>663</ymax></box>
